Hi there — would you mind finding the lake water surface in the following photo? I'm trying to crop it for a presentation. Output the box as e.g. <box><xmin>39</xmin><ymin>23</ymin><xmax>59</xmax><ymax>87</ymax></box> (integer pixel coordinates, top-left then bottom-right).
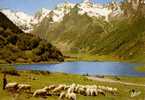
<box><xmin>15</xmin><ymin>61</ymin><xmax>145</xmax><ymax>76</ymax></box>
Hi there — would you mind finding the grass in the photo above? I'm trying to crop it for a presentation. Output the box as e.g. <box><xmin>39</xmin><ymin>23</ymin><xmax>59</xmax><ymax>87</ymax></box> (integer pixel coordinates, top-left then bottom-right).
<box><xmin>106</xmin><ymin>76</ymin><xmax>145</xmax><ymax>84</ymax></box>
<box><xmin>0</xmin><ymin>71</ymin><xmax>145</xmax><ymax>100</ymax></box>
<box><xmin>135</xmin><ymin>66</ymin><xmax>145</xmax><ymax>72</ymax></box>
<box><xmin>64</xmin><ymin>53</ymin><xmax>131</xmax><ymax>63</ymax></box>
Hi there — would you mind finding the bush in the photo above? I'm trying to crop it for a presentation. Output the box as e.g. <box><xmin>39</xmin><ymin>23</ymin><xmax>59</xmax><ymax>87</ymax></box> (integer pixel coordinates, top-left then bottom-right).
<box><xmin>29</xmin><ymin>37</ymin><xmax>40</xmax><ymax>49</ymax></box>
<box><xmin>7</xmin><ymin>34</ymin><xmax>18</xmax><ymax>45</ymax></box>
<box><xmin>17</xmin><ymin>34</ymin><xmax>31</xmax><ymax>50</ymax></box>
<box><xmin>30</xmin><ymin>70</ymin><xmax>50</xmax><ymax>75</ymax></box>
<box><xmin>1</xmin><ymin>65</ymin><xmax>20</xmax><ymax>76</ymax></box>
<box><xmin>0</xmin><ymin>36</ymin><xmax>7</xmax><ymax>48</ymax></box>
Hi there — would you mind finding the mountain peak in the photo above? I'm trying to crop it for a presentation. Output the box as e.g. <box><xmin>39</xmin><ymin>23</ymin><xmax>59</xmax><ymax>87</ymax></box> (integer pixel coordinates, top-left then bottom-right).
<box><xmin>34</xmin><ymin>8</ymin><xmax>50</xmax><ymax>23</ymax></box>
<box><xmin>1</xmin><ymin>1</ymin><xmax>123</xmax><ymax>32</ymax></box>
<box><xmin>83</xmin><ymin>0</ymin><xmax>92</xmax><ymax>3</ymax></box>
<box><xmin>1</xmin><ymin>9</ymin><xmax>34</xmax><ymax>32</ymax></box>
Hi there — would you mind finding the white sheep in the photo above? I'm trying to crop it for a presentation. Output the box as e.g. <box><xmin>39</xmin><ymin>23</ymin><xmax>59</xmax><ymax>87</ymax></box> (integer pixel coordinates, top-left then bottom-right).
<box><xmin>33</xmin><ymin>89</ymin><xmax>47</xmax><ymax>97</ymax></box>
<box><xmin>43</xmin><ymin>86</ymin><xmax>50</xmax><ymax>91</ymax></box>
<box><xmin>109</xmin><ymin>87</ymin><xmax>118</xmax><ymax>95</ymax></box>
<box><xmin>85</xmin><ymin>88</ymin><xmax>98</xmax><ymax>96</ymax></box>
<box><xmin>42</xmin><ymin>84</ymin><xmax>58</xmax><ymax>93</ymax></box>
<box><xmin>52</xmin><ymin>84</ymin><xmax>66</xmax><ymax>93</ymax></box>
<box><xmin>67</xmin><ymin>86</ymin><xmax>75</xmax><ymax>93</ymax></box>
<box><xmin>98</xmin><ymin>85</ymin><xmax>118</xmax><ymax>95</ymax></box>
<box><xmin>48</xmin><ymin>84</ymin><xmax>57</xmax><ymax>90</ymax></box>
<box><xmin>113</xmin><ymin>88</ymin><xmax>118</xmax><ymax>92</ymax></box>
<box><xmin>77</xmin><ymin>87</ymin><xmax>86</xmax><ymax>95</ymax></box>
<box><xmin>86</xmin><ymin>88</ymin><xmax>91</xmax><ymax>96</ymax></box>
<box><xmin>97</xmin><ymin>89</ymin><xmax>105</xmax><ymax>96</ymax></box>
<box><xmin>90</xmin><ymin>89</ymin><xmax>98</xmax><ymax>96</ymax></box>
<box><xmin>66</xmin><ymin>92</ymin><xmax>76</xmax><ymax>100</ymax></box>
<box><xmin>64</xmin><ymin>85</ymin><xmax>70</xmax><ymax>90</ymax></box>
<box><xmin>59</xmin><ymin>91</ymin><xmax>76</xmax><ymax>100</ymax></box>
<box><xmin>5</xmin><ymin>82</ymin><xmax>18</xmax><ymax>92</ymax></box>
<box><xmin>17</xmin><ymin>84</ymin><xmax>31</xmax><ymax>92</ymax></box>
<box><xmin>74</xmin><ymin>85</ymin><xmax>79</xmax><ymax>92</ymax></box>
<box><xmin>59</xmin><ymin>91</ymin><xmax>66</xmax><ymax>100</ymax></box>
<box><xmin>67</xmin><ymin>83</ymin><xmax>76</xmax><ymax>93</ymax></box>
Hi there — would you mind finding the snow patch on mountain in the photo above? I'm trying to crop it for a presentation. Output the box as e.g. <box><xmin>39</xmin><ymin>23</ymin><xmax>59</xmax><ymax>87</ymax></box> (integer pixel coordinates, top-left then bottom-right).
<box><xmin>1</xmin><ymin>8</ymin><xmax>50</xmax><ymax>32</ymax></box>
<box><xmin>34</xmin><ymin>8</ymin><xmax>51</xmax><ymax>24</ymax></box>
<box><xmin>51</xmin><ymin>2</ymin><xmax>75</xmax><ymax>22</ymax></box>
<box><xmin>1</xmin><ymin>9</ymin><xmax>34</xmax><ymax>32</ymax></box>
<box><xmin>0</xmin><ymin>0</ymin><xmax>123</xmax><ymax>32</ymax></box>
<box><xmin>78</xmin><ymin>0</ymin><xmax>122</xmax><ymax>21</ymax></box>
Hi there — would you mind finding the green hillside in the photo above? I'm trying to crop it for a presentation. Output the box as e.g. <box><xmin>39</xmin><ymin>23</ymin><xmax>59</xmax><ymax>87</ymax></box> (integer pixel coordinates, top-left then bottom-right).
<box><xmin>33</xmin><ymin>6</ymin><xmax>105</xmax><ymax>52</ymax></box>
<box><xmin>33</xmin><ymin>1</ymin><xmax>145</xmax><ymax>62</ymax></box>
<box><xmin>0</xmin><ymin>12</ymin><xmax>64</xmax><ymax>64</ymax></box>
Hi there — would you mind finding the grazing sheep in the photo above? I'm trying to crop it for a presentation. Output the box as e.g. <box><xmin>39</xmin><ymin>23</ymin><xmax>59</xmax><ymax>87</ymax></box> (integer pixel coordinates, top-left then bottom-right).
<box><xmin>77</xmin><ymin>87</ymin><xmax>86</xmax><ymax>95</ymax></box>
<box><xmin>86</xmin><ymin>88</ymin><xmax>91</xmax><ymax>96</ymax></box>
<box><xmin>33</xmin><ymin>89</ymin><xmax>47</xmax><ymax>97</ymax></box>
<box><xmin>59</xmin><ymin>91</ymin><xmax>76</xmax><ymax>100</ymax></box>
<box><xmin>85</xmin><ymin>88</ymin><xmax>98</xmax><ymax>96</ymax></box>
<box><xmin>52</xmin><ymin>84</ymin><xmax>66</xmax><ymax>93</ymax></box>
<box><xmin>64</xmin><ymin>85</ymin><xmax>70</xmax><ymax>90</ymax></box>
<box><xmin>90</xmin><ymin>89</ymin><xmax>98</xmax><ymax>96</ymax></box>
<box><xmin>74</xmin><ymin>84</ymin><xmax>83</xmax><ymax>93</ymax></box>
<box><xmin>98</xmin><ymin>85</ymin><xmax>118</xmax><ymax>95</ymax></box>
<box><xmin>106</xmin><ymin>87</ymin><xmax>115</xmax><ymax>94</ymax></box>
<box><xmin>59</xmin><ymin>91</ymin><xmax>66</xmax><ymax>100</ymax></box>
<box><xmin>59</xmin><ymin>84</ymin><xmax>77</xmax><ymax>100</ymax></box>
<box><xmin>66</xmin><ymin>92</ymin><xmax>76</xmax><ymax>100</ymax></box>
<box><xmin>68</xmin><ymin>86</ymin><xmax>75</xmax><ymax>93</ymax></box>
<box><xmin>43</xmin><ymin>84</ymin><xmax>58</xmax><ymax>93</ymax></box>
<box><xmin>111</xmin><ymin>88</ymin><xmax>118</xmax><ymax>95</ymax></box>
<box><xmin>92</xmin><ymin>85</ymin><xmax>97</xmax><ymax>89</ymax></box>
<box><xmin>71</xmin><ymin>83</ymin><xmax>76</xmax><ymax>87</ymax></box>
<box><xmin>48</xmin><ymin>84</ymin><xmax>57</xmax><ymax>90</ymax></box>
<box><xmin>43</xmin><ymin>86</ymin><xmax>50</xmax><ymax>91</ymax></box>
<box><xmin>17</xmin><ymin>84</ymin><xmax>31</xmax><ymax>92</ymax></box>
<box><xmin>5</xmin><ymin>82</ymin><xmax>18</xmax><ymax>92</ymax></box>
<box><xmin>97</xmin><ymin>89</ymin><xmax>105</xmax><ymax>96</ymax></box>
<box><xmin>113</xmin><ymin>88</ymin><xmax>118</xmax><ymax>92</ymax></box>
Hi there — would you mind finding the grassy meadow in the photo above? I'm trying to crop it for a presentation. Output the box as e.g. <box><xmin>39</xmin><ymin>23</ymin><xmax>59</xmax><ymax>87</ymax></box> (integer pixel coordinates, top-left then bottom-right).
<box><xmin>135</xmin><ymin>66</ymin><xmax>145</xmax><ymax>72</ymax></box>
<box><xmin>0</xmin><ymin>69</ymin><xmax>145</xmax><ymax>100</ymax></box>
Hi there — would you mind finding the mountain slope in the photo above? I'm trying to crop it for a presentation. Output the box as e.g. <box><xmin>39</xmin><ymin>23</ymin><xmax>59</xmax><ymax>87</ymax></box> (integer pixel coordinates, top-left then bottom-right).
<box><xmin>1</xmin><ymin>9</ymin><xmax>34</xmax><ymax>32</ymax></box>
<box><xmin>1</xmin><ymin>0</ymin><xmax>122</xmax><ymax>32</ymax></box>
<box><xmin>33</xmin><ymin>5</ymin><xmax>111</xmax><ymax>52</ymax></box>
<box><xmin>0</xmin><ymin>12</ymin><xmax>64</xmax><ymax>64</ymax></box>
<box><xmin>0</xmin><ymin>12</ymin><xmax>23</xmax><ymax>34</ymax></box>
<box><xmin>1</xmin><ymin>8</ymin><xmax>51</xmax><ymax>33</ymax></box>
<box><xmin>33</xmin><ymin>1</ymin><xmax>145</xmax><ymax>62</ymax></box>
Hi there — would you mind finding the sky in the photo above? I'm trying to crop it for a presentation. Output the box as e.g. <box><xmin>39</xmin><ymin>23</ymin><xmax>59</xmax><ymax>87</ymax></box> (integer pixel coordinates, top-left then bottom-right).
<box><xmin>0</xmin><ymin>0</ymin><xmax>120</xmax><ymax>15</ymax></box>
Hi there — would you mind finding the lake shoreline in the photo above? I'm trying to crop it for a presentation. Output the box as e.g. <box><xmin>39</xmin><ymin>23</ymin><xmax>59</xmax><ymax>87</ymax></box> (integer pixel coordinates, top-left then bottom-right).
<box><xmin>15</xmin><ymin>61</ymin><xmax>144</xmax><ymax>77</ymax></box>
<box><xmin>0</xmin><ymin>53</ymin><xmax>144</xmax><ymax>65</ymax></box>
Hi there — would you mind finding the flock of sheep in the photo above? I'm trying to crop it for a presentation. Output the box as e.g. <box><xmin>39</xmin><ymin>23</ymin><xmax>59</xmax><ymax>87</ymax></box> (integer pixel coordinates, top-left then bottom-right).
<box><xmin>5</xmin><ymin>82</ymin><xmax>118</xmax><ymax>100</ymax></box>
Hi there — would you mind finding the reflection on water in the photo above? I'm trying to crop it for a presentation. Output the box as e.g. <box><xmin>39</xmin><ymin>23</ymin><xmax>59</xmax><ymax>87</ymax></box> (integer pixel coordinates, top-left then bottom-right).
<box><xmin>15</xmin><ymin>61</ymin><xmax>145</xmax><ymax>76</ymax></box>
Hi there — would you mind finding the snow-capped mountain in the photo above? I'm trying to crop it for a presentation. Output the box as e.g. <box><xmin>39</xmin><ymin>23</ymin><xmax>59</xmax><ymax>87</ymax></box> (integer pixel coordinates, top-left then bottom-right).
<box><xmin>45</xmin><ymin>0</ymin><xmax>122</xmax><ymax>23</ymax></box>
<box><xmin>78</xmin><ymin>0</ymin><xmax>123</xmax><ymax>21</ymax></box>
<box><xmin>34</xmin><ymin>8</ymin><xmax>51</xmax><ymax>24</ymax></box>
<box><xmin>1</xmin><ymin>9</ymin><xmax>34</xmax><ymax>32</ymax></box>
<box><xmin>0</xmin><ymin>8</ymin><xmax>51</xmax><ymax>32</ymax></box>
<box><xmin>49</xmin><ymin>2</ymin><xmax>75</xmax><ymax>22</ymax></box>
<box><xmin>0</xmin><ymin>0</ymin><xmax>123</xmax><ymax>32</ymax></box>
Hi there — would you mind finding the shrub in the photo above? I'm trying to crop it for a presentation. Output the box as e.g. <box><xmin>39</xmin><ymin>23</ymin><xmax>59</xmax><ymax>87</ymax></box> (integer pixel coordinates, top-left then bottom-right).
<box><xmin>1</xmin><ymin>65</ymin><xmax>20</xmax><ymax>76</ymax></box>
<box><xmin>7</xmin><ymin>34</ymin><xmax>18</xmax><ymax>45</ymax></box>
<box><xmin>0</xmin><ymin>36</ymin><xmax>7</xmax><ymax>48</ymax></box>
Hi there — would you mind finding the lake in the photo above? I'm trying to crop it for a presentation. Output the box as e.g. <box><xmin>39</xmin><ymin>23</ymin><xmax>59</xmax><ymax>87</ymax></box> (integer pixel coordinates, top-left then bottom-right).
<box><xmin>15</xmin><ymin>61</ymin><xmax>145</xmax><ymax>76</ymax></box>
